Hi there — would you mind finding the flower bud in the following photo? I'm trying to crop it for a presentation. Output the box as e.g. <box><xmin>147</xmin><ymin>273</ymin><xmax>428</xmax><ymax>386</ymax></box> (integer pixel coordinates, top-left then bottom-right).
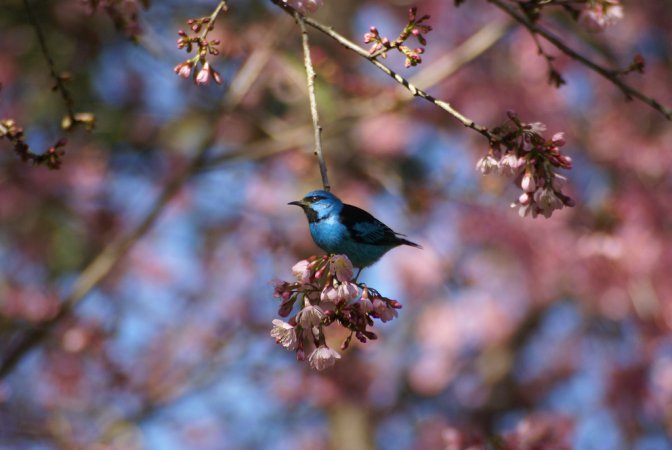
<box><xmin>551</xmin><ymin>132</ymin><xmax>566</xmax><ymax>147</ymax></box>
<box><xmin>521</xmin><ymin>171</ymin><xmax>536</xmax><ymax>193</ymax></box>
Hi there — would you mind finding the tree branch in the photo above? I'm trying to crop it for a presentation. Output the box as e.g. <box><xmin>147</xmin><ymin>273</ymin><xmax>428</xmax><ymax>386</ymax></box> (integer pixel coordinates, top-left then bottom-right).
<box><xmin>0</xmin><ymin>145</ymin><xmax>209</xmax><ymax>380</ymax></box>
<box><xmin>295</xmin><ymin>12</ymin><xmax>330</xmax><ymax>191</ymax></box>
<box><xmin>488</xmin><ymin>0</ymin><xmax>672</xmax><ymax>120</ymax></box>
<box><xmin>0</xmin><ymin>24</ymin><xmax>275</xmax><ymax>379</ymax></box>
<box><xmin>22</xmin><ymin>0</ymin><xmax>77</xmax><ymax>125</ymax></box>
<box><xmin>200</xmin><ymin>0</ymin><xmax>228</xmax><ymax>41</ymax></box>
<box><xmin>270</xmin><ymin>0</ymin><xmax>492</xmax><ymax>140</ymax></box>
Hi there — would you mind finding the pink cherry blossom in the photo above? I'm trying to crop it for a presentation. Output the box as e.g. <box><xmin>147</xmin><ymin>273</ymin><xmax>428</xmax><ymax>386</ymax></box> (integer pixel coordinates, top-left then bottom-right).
<box><xmin>329</xmin><ymin>254</ymin><xmax>353</xmax><ymax>282</ymax></box>
<box><xmin>270</xmin><ymin>320</ymin><xmax>298</xmax><ymax>351</ymax></box>
<box><xmin>308</xmin><ymin>345</ymin><xmax>341</xmax><ymax>371</ymax></box>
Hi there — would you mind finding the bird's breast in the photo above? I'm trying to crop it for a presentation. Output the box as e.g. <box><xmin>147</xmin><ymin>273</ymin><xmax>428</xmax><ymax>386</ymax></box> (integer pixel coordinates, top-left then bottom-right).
<box><xmin>308</xmin><ymin>219</ymin><xmax>348</xmax><ymax>253</ymax></box>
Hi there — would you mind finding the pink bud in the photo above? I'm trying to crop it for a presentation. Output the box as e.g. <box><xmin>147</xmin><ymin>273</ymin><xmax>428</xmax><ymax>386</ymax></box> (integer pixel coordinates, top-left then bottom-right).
<box><xmin>174</xmin><ymin>61</ymin><xmax>193</xmax><ymax>79</ymax></box>
<box><xmin>519</xmin><ymin>192</ymin><xmax>530</xmax><ymax>205</ymax></box>
<box><xmin>211</xmin><ymin>67</ymin><xmax>223</xmax><ymax>85</ymax></box>
<box><xmin>551</xmin><ymin>132</ymin><xmax>566</xmax><ymax>146</ymax></box>
<box><xmin>296</xmin><ymin>349</ymin><xmax>305</xmax><ymax>361</ymax></box>
<box><xmin>408</xmin><ymin>7</ymin><xmax>417</xmax><ymax>20</ymax></box>
<box><xmin>521</xmin><ymin>171</ymin><xmax>536</xmax><ymax>193</ymax></box>
<box><xmin>195</xmin><ymin>63</ymin><xmax>210</xmax><ymax>85</ymax></box>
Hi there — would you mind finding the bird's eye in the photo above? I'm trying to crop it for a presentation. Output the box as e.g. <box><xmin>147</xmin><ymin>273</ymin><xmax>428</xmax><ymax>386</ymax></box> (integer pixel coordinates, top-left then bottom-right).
<box><xmin>310</xmin><ymin>195</ymin><xmax>322</xmax><ymax>202</ymax></box>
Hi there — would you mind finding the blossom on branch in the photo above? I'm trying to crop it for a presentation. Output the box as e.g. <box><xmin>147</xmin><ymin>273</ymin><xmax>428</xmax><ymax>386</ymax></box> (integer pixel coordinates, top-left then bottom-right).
<box><xmin>308</xmin><ymin>345</ymin><xmax>341</xmax><ymax>371</ymax></box>
<box><xmin>174</xmin><ymin>6</ymin><xmax>226</xmax><ymax>86</ymax></box>
<box><xmin>364</xmin><ymin>7</ymin><xmax>432</xmax><ymax>67</ymax></box>
<box><xmin>581</xmin><ymin>0</ymin><xmax>623</xmax><ymax>32</ymax></box>
<box><xmin>476</xmin><ymin>112</ymin><xmax>575</xmax><ymax>218</ymax></box>
<box><xmin>270</xmin><ymin>255</ymin><xmax>402</xmax><ymax>370</ymax></box>
<box><xmin>270</xmin><ymin>319</ymin><xmax>299</xmax><ymax>351</ymax></box>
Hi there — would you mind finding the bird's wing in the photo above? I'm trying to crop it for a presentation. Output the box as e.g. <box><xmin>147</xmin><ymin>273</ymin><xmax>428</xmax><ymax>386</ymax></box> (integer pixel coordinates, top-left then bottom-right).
<box><xmin>340</xmin><ymin>204</ymin><xmax>402</xmax><ymax>246</ymax></box>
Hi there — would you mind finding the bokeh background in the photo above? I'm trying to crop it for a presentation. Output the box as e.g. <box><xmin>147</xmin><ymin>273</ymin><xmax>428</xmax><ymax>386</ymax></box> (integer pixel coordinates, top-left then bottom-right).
<box><xmin>1</xmin><ymin>0</ymin><xmax>671</xmax><ymax>449</ymax></box>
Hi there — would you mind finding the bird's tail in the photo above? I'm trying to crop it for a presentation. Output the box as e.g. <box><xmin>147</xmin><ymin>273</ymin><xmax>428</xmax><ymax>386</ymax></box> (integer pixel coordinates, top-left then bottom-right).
<box><xmin>399</xmin><ymin>238</ymin><xmax>422</xmax><ymax>249</ymax></box>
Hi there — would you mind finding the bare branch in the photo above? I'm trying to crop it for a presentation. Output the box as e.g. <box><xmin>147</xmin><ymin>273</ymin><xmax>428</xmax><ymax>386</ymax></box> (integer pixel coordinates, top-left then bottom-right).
<box><xmin>199</xmin><ymin>1</ymin><xmax>228</xmax><ymax>41</ymax></box>
<box><xmin>22</xmin><ymin>0</ymin><xmax>77</xmax><ymax>125</ymax></box>
<box><xmin>489</xmin><ymin>0</ymin><xmax>672</xmax><ymax>120</ymax></box>
<box><xmin>0</xmin><ymin>22</ymin><xmax>273</xmax><ymax>379</ymax></box>
<box><xmin>295</xmin><ymin>12</ymin><xmax>330</xmax><ymax>191</ymax></box>
<box><xmin>270</xmin><ymin>0</ymin><xmax>492</xmax><ymax>140</ymax></box>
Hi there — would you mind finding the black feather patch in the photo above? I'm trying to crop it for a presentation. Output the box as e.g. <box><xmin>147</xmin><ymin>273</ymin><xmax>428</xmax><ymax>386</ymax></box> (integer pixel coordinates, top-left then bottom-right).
<box><xmin>304</xmin><ymin>207</ymin><xmax>322</xmax><ymax>223</ymax></box>
<box><xmin>339</xmin><ymin>204</ymin><xmax>413</xmax><ymax>247</ymax></box>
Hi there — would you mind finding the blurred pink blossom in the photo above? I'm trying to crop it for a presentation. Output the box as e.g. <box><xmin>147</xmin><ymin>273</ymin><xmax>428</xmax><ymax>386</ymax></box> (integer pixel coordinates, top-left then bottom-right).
<box><xmin>582</xmin><ymin>0</ymin><xmax>624</xmax><ymax>32</ymax></box>
<box><xmin>283</xmin><ymin>0</ymin><xmax>323</xmax><ymax>14</ymax></box>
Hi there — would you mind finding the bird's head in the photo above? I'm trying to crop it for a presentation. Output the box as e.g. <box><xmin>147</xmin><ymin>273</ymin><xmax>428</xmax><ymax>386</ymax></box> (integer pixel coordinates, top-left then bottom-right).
<box><xmin>289</xmin><ymin>190</ymin><xmax>343</xmax><ymax>222</ymax></box>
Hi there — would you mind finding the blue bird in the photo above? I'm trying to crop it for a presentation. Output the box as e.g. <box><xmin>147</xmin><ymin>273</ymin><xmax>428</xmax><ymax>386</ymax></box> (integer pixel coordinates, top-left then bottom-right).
<box><xmin>289</xmin><ymin>190</ymin><xmax>421</xmax><ymax>272</ymax></box>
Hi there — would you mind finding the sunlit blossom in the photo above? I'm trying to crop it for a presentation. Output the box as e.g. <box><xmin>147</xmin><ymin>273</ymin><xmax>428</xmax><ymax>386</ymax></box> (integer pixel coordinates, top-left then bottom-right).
<box><xmin>478</xmin><ymin>113</ymin><xmax>574</xmax><ymax>218</ymax></box>
<box><xmin>296</xmin><ymin>303</ymin><xmax>325</xmax><ymax>328</ymax></box>
<box><xmin>521</xmin><ymin>171</ymin><xmax>536</xmax><ymax>193</ymax></box>
<box><xmin>582</xmin><ymin>0</ymin><xmax>624</xmax><ymax>31</ymax></box>
<box><xmin>373</xmin><ymin>298</ymin><xmax>398</xmax><ymax>322</ymax></box>
<box><xmin>270</xmin><ymin>319</ymin><xmax>299</xmax><ymax>351</ymax></box>
<box><xmin>271</xmin><ymin>255</ymin><xmax>402</xmax><ymax>369</ymax></box>
<box><xmin>476</xmin><ymin>155</ymin><xmax>499</xmax><ymax>174</ymax></box>
<box><xmin>329</xmin><ymin>254</ymin><xmax>353</xmax><ymax>283</ymax></box>
<box><xmin>308</xmin><ymin>345</ymin><xmax>341</xmax><ymax>371</ymax></box>
<box><xmin>498</xmin><ymin>152</ymin><xmax>524</xmax><ymax>175</ymax></box>
<box><xmin>292</xmin><ymin>259</ymin><xmax>312</xmax><ymax>283</ymax></box>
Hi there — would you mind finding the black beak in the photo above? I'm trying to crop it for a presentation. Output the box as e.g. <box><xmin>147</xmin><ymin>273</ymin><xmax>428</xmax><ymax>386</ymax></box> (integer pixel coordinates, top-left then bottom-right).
<box><xmin>288</xmin><ymin>200</ymin><xmax>304</xmax><ymax>207</ymax></box>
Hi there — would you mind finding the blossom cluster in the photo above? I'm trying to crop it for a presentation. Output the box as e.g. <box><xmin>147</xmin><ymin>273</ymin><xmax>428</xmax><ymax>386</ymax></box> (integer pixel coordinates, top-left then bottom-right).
<box><xmin>271</xmin><ymin>255</ymin><xmax>401</xmax><ymax>371</ymax></box>
<box><xmin>364</xmin><ymin>7</ymin><xmax>432</xmax><ymax>68</ymax></box>
<box><xmin>581</xmin><ymin>0</ymin><xmax>623</xmax><ymax>32</ymax></box>
<box><xmin>173</xmin><ymin>14</ymin><xmax>224</xmax><ymax>86</ymax></box>
<box><xmin>476</xmin><ymin>111</ymin><xmax>574</xmax><ymax>218</ymax></box>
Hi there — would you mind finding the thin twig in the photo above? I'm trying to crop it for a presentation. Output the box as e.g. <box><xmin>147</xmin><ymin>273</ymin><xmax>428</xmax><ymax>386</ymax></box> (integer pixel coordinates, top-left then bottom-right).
<box><xmin>271</xmin><ymin>0</ymin><xmax>492</xmax><ymax>140</ymax></box>
<box><xmin>22</xmin><ymin>0</ymin><xmax>77</xmax><ymax>124</ymax></box>
<box><xmin>295</xmin><ymin>12</ymin><xmax>330</xmax><ymax>191</ymax></box>
<box><xmin>489</xmin><ymin>0</ymin><xmax>672</xmax><ymax>120</ymax></box>
<box><xmin>200</xmin><ymin>1</ymin><xmax>228</xmax><ymax>41</ymax></box>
